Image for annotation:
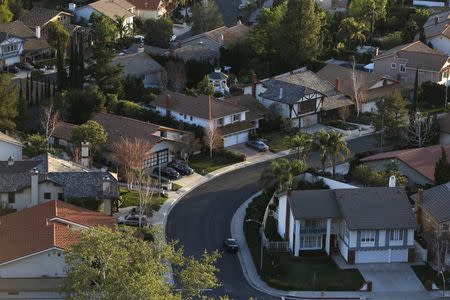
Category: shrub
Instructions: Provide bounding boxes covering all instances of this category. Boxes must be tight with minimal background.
[214,148,246,162]
[351,164,408,187]
[373,31,403,49]
[68,197,103,211]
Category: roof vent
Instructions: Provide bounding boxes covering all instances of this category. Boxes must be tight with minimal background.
[7,156,14,166]
[278,87,283,100]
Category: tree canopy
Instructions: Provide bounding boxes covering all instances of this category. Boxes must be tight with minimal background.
[0,73,18,130]
[142,18,173,48]
[47,22,69,90]
[197,75,215,96]
[71,120,108,155]
[190,0,223,34]
[0,1,12,24]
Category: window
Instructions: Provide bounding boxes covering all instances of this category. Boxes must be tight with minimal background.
[442,224,449,232]
[300,235,322,250]
[184,114,187,120]
[217,118,224,126]
[190,116,193,121]
[58,193,64,200]
[298,99,317,114]
[145,149,169,167]
[389,229,403,241]
[391,63,397,69]
[360,230,375,245]
[399,64,406,73]
[2,43,18,54]
[301,219,323,229]
[8,192,15,204]
[232,114,241,123]
[44,192,51,200]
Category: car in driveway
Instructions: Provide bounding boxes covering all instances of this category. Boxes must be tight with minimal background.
[117,213,148,227]
[168,161,194,175]
[223,238,239,252]
[153,166,181,180]
[247,139,269,152]
[16,62,33,71]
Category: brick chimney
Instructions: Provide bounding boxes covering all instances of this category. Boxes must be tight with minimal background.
[31,168,39,206]
[81,141,90,168]
[251,73,257,97]
[335,77,341,92]
[208,96,212,120]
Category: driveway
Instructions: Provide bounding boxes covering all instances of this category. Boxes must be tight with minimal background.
[227,143,273,162]
[357,263,425,292]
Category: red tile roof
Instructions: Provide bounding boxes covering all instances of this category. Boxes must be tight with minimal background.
[361,144,450,182]
[0,200,115,264]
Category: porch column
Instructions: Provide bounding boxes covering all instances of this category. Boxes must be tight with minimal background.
[325,218,331,255]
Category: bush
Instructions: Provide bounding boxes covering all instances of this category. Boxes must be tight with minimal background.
[351,164,408,187]
[68,197,103,212]
[214,148,246,162]
[0,202,15,216]
[373,31,403,49]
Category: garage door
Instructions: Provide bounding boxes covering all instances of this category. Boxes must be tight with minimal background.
[390,249,408,262]
[237,132,249,144]
[355,250,389,263]
[223,134,237,148]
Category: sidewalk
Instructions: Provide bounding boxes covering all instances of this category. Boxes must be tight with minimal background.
[231,195,450,300]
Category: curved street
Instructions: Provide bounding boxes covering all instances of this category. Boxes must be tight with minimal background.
[165,135,377,299]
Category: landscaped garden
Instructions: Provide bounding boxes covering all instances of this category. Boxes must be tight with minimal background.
[119,188,168,211]
[259,131,290,153]
[244,191,364,291]
[326,120,360,131]
[189,150,245,174]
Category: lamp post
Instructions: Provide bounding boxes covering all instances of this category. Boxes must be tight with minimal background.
[246,219,263,271]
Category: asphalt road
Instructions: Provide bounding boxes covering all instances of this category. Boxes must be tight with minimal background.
[214,0,242,27]
[166,135,378,299]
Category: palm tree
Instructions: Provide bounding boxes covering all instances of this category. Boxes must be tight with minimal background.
[283,133,313,161]
[313,130,330,172]
[115,15,129,49]
[260,159,307,193]
[339,17,367,49]
[327,130,350,177]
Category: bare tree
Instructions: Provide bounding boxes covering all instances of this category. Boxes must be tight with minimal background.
[40,101,60,146]
[429,229,450,292]
[351,56,367,117]
[113,137,156,227]
[403,112,437,148]
[203,120,222,159]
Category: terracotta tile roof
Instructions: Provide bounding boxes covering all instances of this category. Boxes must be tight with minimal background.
[317,64,406,102]
[0,20,50,53]
[18,7,72,28]
[0,200,115,265]
[374,41,449,72]
[88,0,135,20]
[439,113,450,134]
[361,144,450,182]
[128,0,161,10]
[153,92,248,120]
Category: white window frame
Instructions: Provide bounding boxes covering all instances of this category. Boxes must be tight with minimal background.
[216,118,224,126]
[232,114,241,123]
[299,235,322,250]
[389,229,404,245]
[391,63,397,70]
[360,230,375,247]
[442,223,449,232]
[399,64,406,73]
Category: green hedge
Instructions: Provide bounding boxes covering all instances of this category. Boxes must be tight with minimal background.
[67,197,103,212]
[215,149,246,162]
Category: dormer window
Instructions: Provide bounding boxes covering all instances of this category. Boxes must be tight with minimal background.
[391,63,397,69]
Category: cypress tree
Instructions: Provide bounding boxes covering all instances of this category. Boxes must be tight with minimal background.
[69,36,76,88]
[78,33,85,88]
[25,75,30,103]
[35,82,40,104]
[40,82,44,102]
[435,147,450,184]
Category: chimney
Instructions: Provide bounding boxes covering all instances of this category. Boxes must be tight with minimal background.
[374,47,379,57]
[68,3,76,11]
[31,168,39,206]
[415,188,424,228]
[335,77,341,92]
[251,73,257,97]
[35,26,41,39]
[81,141,90,168]
[388,175,396,187]
[7,156,14,166]
[416,189,424,207]
[102,175,111,196]
[102,175,112,215]
[208,95,212,120]
[278,87,283,100]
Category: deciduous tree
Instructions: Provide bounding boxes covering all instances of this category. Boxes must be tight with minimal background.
[0,73,18,130]
[71,120,107,156]
[203,120,222,158]
[0,1,12,24]
[40,101,60,146]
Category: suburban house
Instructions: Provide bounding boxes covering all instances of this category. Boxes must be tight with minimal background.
[74,0,135,28]
[0,152,119,214]
[244,69,353,128]
[127,0,170,19]
[0,132,22,161]
[0,32,23,68]
[317,64,405,113]
[315,0,347,12]
[361,144,450,186]
[18,7,74,38]
[152,92,256,147]
[51,112,191,169]
[0,20,51,62]
[224,94,267,129]
[439,113,450,144]
[277,187,417,264]
[112,49,167,88]
[0,200,115,294]
[373,41,450,87]
[172,22,250,62]
[208,68,229,95]
[420,11,450,56]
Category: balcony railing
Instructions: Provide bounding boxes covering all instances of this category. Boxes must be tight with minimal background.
[300,227,326,234]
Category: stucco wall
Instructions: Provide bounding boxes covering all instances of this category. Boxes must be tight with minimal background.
[0,141,22,160]
[0,182,64,211]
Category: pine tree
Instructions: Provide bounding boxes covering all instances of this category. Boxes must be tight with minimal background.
[435,147,450,185]
[78,33,85,88]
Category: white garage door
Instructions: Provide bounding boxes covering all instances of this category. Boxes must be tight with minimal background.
[355,250,389,263]
[237,132,249,144]
[223,134,237,148]
[390,249,408,262]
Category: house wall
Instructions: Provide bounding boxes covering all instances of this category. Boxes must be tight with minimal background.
[0,37,24,67]
[362,101,378,113]
[135,9,163,19]
[277,195,287,238]
[0,141,22,160]
[440,132,450,144]
[428,35,450,56]
[364,159,433,186]
[0,249,66,278]
[288,209,295,252]
[0,182,64,211]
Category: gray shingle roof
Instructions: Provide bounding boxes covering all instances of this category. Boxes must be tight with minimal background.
[288,190,341,219]
[335,187,416,230]
[411,182,450,223]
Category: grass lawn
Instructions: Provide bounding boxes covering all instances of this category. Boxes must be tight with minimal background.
[260,131,289,153]
[171,183,182,191]
[119,188,168,211]
[244,192,364,291]
[189,152,241,174]
[412,264,446,289]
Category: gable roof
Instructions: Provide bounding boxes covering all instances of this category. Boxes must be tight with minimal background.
[288,187,416,230]
[87,0,135,20]
[374,41,449,72]
[0,200,115,265]
[0,132,22,147]
[224,94,267,121]
[361,144,450,183]
[0,20,50,53]
[52,121,77,141]
[112,51,165,77]
[18,7,71,28]
[153,92,248,120]
[412,182,450,223]
[317,64,405,102]
[422,12,450,40]
[179,23,250,48]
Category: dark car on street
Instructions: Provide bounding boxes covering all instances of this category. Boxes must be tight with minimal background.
[153,166,181,180]
[223,238,239,252]
[168,161,194,175]
[247,139,269,152]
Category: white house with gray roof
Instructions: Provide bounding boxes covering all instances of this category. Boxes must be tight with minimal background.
[0,32,23,68]
[207,68,229,95]
[277,187,417,264]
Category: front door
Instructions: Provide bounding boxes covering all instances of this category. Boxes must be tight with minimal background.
[330,234,336,252]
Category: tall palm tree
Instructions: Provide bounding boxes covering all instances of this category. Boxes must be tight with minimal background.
[115,15,128,50]
[260,159,307,193]
[283,133,313,161]
[313,130,330,172]
[327,130,350,177]
[339,17,367,49]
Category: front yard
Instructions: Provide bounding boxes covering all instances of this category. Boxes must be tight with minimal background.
[189,151,245,174]
[244,191,364,291]
[259,131,290,153]
[119,188,168,212]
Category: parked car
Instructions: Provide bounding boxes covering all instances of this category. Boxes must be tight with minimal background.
[168,161,194,175]
[153,166,181,180]
[223,238,239,252]
[247,139,269,152]
[3,65,19,73]
[16,62,33,71]
[117,213,148,227]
